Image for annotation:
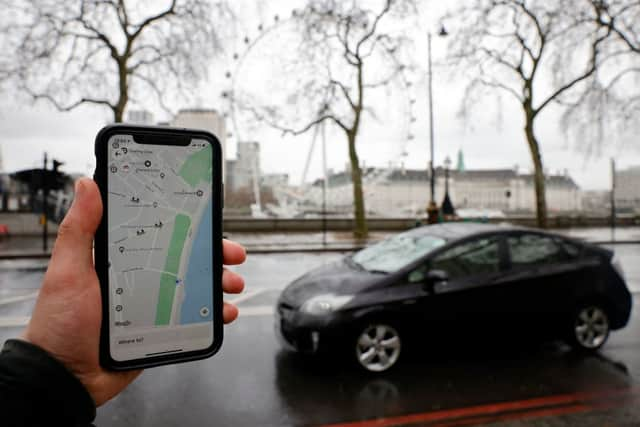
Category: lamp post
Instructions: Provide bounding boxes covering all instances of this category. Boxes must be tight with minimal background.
[42,152,48,251]
[611,158,616,240]
[426,26,448,224]
[444,156,451,194]
[441,155,455,219]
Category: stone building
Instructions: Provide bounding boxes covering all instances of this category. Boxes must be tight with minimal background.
[309,166,582,217]
[230,142,261,191]
[614,166,640,213]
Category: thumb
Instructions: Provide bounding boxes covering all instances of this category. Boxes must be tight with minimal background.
[49,178,103,273]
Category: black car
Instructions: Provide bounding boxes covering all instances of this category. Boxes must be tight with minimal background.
[275,223,632,372]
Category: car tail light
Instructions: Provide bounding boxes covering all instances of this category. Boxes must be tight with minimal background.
[612,253,625,280]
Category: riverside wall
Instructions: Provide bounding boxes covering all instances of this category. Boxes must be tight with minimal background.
[1,212,638,236]
[0,213,58,236]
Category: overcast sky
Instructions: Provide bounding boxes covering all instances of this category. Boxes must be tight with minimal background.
[0,0,638,190]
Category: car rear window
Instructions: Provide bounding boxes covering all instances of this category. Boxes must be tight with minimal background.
[508,234,570,267]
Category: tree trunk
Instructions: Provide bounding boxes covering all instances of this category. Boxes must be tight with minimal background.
[114,60,128,123]
[524,114,548,228]
[347,59,367,238]
[348,131,368,238]
[114,106,124,123]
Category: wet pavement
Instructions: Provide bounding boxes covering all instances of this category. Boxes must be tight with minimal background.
[1,245,639,426]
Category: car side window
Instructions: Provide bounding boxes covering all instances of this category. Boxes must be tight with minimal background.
[557,239,581,258]
[507,234,569,267]
[430,237,501,280]
[408,265,428,283]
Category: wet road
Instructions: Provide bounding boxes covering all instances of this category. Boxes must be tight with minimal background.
[0,247,639,426]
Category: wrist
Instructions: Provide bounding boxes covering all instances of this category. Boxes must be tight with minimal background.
[1,339,96,422]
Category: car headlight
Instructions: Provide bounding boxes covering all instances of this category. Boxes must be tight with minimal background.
[300,294,353,315]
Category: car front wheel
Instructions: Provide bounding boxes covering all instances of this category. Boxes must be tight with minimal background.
[355,323,402,372]
[570,305,610,351]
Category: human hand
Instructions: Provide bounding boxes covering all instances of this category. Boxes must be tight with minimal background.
[21,178,246,406]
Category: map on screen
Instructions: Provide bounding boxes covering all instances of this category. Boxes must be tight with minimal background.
[107,133,214,361]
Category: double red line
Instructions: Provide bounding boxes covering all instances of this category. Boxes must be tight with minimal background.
[318,387,638,427]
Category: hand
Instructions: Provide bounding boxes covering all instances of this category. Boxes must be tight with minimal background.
[21,178,246,406]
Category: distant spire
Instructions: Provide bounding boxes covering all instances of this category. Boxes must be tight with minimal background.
[456,148,465,172]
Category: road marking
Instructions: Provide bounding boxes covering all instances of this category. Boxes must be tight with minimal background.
[229,289,269,305]
[317,387,640,427]
[0,292,39,306]
[431,392,640,427]
[0,317,30,328]
[238,305,274,316]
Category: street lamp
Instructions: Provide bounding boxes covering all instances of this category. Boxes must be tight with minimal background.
[444,155,452,192]
[426,25,448,224]
[441,155,455,219]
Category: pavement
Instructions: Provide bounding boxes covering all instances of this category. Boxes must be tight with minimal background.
[1,245,639,426]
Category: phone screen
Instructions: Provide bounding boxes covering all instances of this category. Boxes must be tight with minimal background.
[106,133,214,362]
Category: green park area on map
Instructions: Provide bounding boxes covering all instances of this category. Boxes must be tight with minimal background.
[179,145,212,187]
[155,214,191,325]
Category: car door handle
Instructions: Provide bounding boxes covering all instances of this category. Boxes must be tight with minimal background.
[402,299,418,305]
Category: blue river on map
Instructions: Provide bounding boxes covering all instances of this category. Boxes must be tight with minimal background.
[180,197,213,324]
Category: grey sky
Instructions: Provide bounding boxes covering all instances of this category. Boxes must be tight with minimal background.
[0,0,638,190]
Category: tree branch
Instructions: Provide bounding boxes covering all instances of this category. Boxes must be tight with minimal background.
[130,0,177,40]
[355,0,392,56]
[534,23,611,115]
[247,102,350,136]
[473,75,524,102]
[330,79,356,110]
[75,3,120,59]
[26,87,114,112]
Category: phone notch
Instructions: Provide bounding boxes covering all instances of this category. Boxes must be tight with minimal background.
[133,133,191,146]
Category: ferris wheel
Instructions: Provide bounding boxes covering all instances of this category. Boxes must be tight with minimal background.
[220,9,422,213]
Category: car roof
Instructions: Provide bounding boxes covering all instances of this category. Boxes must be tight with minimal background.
[405,222,529,241]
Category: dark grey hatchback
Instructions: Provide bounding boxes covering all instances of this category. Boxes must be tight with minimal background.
[276,223,632,372]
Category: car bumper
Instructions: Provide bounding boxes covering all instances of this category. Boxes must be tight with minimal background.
[274,303,341,354]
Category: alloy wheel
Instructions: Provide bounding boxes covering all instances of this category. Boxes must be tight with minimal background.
[355,324,401,372]
[574,306,609,350]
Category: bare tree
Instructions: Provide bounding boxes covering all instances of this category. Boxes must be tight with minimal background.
[561,0,640,150]
[593,0,640,53]
[445,0,620,228]
[240,0,413,238]
[0,0,227,122]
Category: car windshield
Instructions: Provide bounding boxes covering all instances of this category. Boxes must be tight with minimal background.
[351,233,446,273]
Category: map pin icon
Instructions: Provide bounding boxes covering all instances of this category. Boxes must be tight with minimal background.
[119,246,125,253]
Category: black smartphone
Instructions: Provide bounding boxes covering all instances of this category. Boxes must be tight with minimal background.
[94,124,223,370]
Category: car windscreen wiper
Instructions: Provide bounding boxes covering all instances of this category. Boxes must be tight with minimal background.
[366,269,389,275]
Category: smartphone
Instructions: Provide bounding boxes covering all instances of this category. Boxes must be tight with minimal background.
[94,124,223,370]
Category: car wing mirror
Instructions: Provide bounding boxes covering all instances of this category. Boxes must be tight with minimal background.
[427,269,448,283]
[423,270,449,292]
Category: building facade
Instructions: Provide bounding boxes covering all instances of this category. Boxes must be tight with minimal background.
[308,167,582,217]
[261,173,289,189]
[126,110,154,125]
[231,141,261,191]
[614,166,640,213]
